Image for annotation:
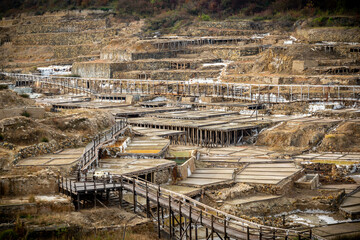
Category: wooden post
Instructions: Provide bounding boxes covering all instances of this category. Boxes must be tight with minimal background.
[189,205,192,240]
[157,188,161,239]
[120,176,123,208]
[77,193,80,211]
[169,195,172,237]
[146,182,150,218]
[179,202,182,238]
[224,219,227,240]
[133,178,136,213]
[211,215,214,240]
[247,226,250,240]
[94,192,96,208]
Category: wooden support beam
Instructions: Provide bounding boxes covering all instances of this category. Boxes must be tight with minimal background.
[157,188,161,239]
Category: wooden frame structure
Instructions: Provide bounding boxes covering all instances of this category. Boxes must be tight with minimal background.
[59,175,313,240]
[6,73,360,103]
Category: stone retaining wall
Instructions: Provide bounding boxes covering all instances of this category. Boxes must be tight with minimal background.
[15,19,108,34]
[13,28,121,45]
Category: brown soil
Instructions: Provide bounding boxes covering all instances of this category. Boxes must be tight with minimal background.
[256,121,337,152]
[0,108,114,146]
[269,102,310,115]
[318,121,360,152]
[0,90,35,109]
[0,116,66,145]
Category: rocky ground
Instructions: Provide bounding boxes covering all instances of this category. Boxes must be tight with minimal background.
[0,90,115,173]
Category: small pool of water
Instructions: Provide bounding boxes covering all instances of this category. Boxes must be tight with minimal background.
[275,210,348,227]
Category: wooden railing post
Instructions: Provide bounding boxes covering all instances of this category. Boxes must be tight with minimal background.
[133,178,136,213]
[211,215,214,240]
[120,176,123,208]
[157,187,161,239]
[179,202,182,238]
[168,195,172,237]
[146,182,150,218]
[247,226,250,240]
[189,205,192,240]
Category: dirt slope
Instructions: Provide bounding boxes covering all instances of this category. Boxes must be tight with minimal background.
[318,120,360,152]
[256,121,338,152]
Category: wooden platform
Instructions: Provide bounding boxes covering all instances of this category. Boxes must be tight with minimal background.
[149,110,239,120]
[110,106,190,118]
[178,168,235,187]
[236,163,300,185]
[312,221,360,239]
[16,148,83,166]
[226,195,281,206]
[53,101,129,109]
[132,126,185,137]
[294,152,360,163]
[340,189,360,219]
[95,158,176,177]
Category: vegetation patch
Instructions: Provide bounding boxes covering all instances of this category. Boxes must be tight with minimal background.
[21,111,31,118]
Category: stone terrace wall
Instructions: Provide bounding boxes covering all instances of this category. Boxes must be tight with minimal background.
[196,21,274,31]
[53,45,101,59]
[15,19,108,34]
[72,62,131,78]
[13,28,122,45]
[114,70,220,80]
[296,27,360,43]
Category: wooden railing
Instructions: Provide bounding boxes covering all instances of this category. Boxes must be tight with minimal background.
[59,175,312,240]
[78,119,128,173]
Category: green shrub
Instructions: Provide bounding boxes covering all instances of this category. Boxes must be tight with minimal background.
[0,229,18,240]
[312,16,328,26]
[0,85,8,90]
[19,93,29,98]
[0,134,3,141]
[41,137,49,143]
[253,16,268,21]
[326,17,334,26]
[21,111,30,118]
[200,13,211,21]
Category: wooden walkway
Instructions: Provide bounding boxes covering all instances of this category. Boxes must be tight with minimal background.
[340,187,360,220]
[59,176,312,240]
